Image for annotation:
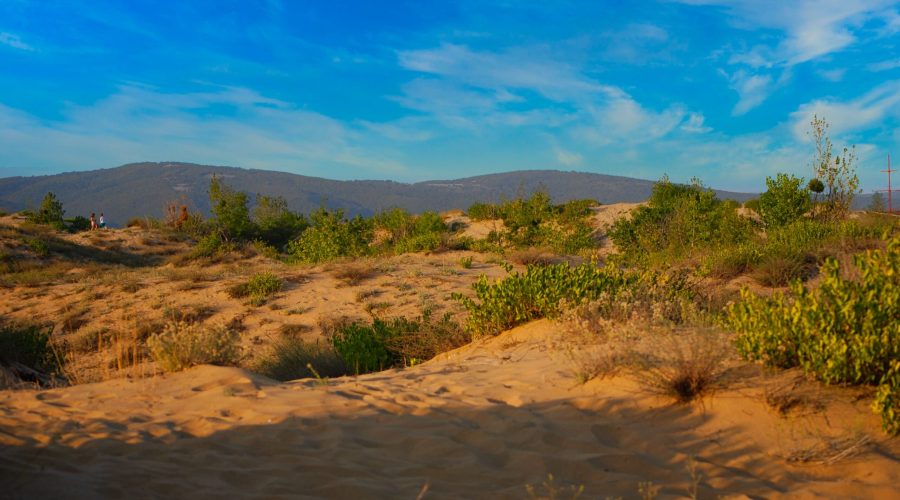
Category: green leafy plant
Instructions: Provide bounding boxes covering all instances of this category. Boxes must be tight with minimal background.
[329,312,467,374]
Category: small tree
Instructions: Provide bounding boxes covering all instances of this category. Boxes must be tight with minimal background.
[809,116,860,219]
[758,173,810,228]
[31,192,65,229]
[868,192,885,213]
[208,175,254,241]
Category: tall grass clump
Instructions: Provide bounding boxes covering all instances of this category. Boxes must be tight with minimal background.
[148,321,241,372]
[725,234,900,433]
[255,338,347,381]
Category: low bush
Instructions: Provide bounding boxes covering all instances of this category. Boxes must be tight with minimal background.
[454,262,696,337]
[0,322,59,375]
[229,272,283,305]
[255,338,347,381]
[330,318,404,374]
[725,234,900,433]
[329,312,468,374]
[609,177,754,264]
[287,207,372,263]
[148,321,241,372]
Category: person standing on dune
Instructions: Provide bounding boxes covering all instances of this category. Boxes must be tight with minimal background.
[89,213,97,230]
[99,213,106,229]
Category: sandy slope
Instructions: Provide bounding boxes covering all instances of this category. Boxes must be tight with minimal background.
[2,319,898,499]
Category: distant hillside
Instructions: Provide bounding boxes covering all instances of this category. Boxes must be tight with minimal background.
[0,162,760,226]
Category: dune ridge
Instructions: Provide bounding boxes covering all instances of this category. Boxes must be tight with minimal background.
[2,319,898,499]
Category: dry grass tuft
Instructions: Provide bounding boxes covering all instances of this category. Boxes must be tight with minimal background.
[331,263,377,286]
[630,329,731,403]
[507,247,559,266]
[784,432,872,466]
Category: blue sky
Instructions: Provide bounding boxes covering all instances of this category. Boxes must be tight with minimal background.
[1,0,899,192]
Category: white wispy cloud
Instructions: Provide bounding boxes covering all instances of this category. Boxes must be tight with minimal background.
[397,43,603,101]
[868,59,900,72]
[0,85,409,177]
[0,32,34,51]
[726,69,773,115]
[681,0,897,113]
[789,80,900,139]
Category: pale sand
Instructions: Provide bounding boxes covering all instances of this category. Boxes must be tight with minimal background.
[2,319,899,499]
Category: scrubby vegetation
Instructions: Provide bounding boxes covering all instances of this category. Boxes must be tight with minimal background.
[466,192,597,254]
[454,262,697,337]
[329,311,468,374]
[0,322,61,383]
[147,321,241,372]
[726,234,900,433]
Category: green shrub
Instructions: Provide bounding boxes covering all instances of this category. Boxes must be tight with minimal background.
[230,272,283,305]
[758,173,810,228]
[65,216,91,232]
[609,177,754,263]
[190,233,231,259]
[459,256,473,269]
[148,321,241,372]
[25,237,50,258]
[874,362,900,435]
[329,312,468,374]
[255,338,347,381]
[330,318,403,374]
[703,243,762,279]
[454,262,639,336]
[725,235,900,433]
[752,246,814,287]
[0,322,59,374]
[467,202,500,220]
[287,207,372,263]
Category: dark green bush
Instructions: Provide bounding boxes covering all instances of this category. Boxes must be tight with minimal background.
[29,192,65,230]
[0,322,59,374]
[329,312,468,374]
[253,194,307,249]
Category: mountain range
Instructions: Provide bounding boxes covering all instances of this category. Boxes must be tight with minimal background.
[1,162,770,226]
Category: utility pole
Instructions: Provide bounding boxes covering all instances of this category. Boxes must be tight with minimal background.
[880,154,896,214]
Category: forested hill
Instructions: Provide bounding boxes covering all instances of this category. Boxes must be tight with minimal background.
[0,162,758,225]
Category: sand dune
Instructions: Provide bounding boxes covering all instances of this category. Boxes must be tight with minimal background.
[2,319,898,499]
